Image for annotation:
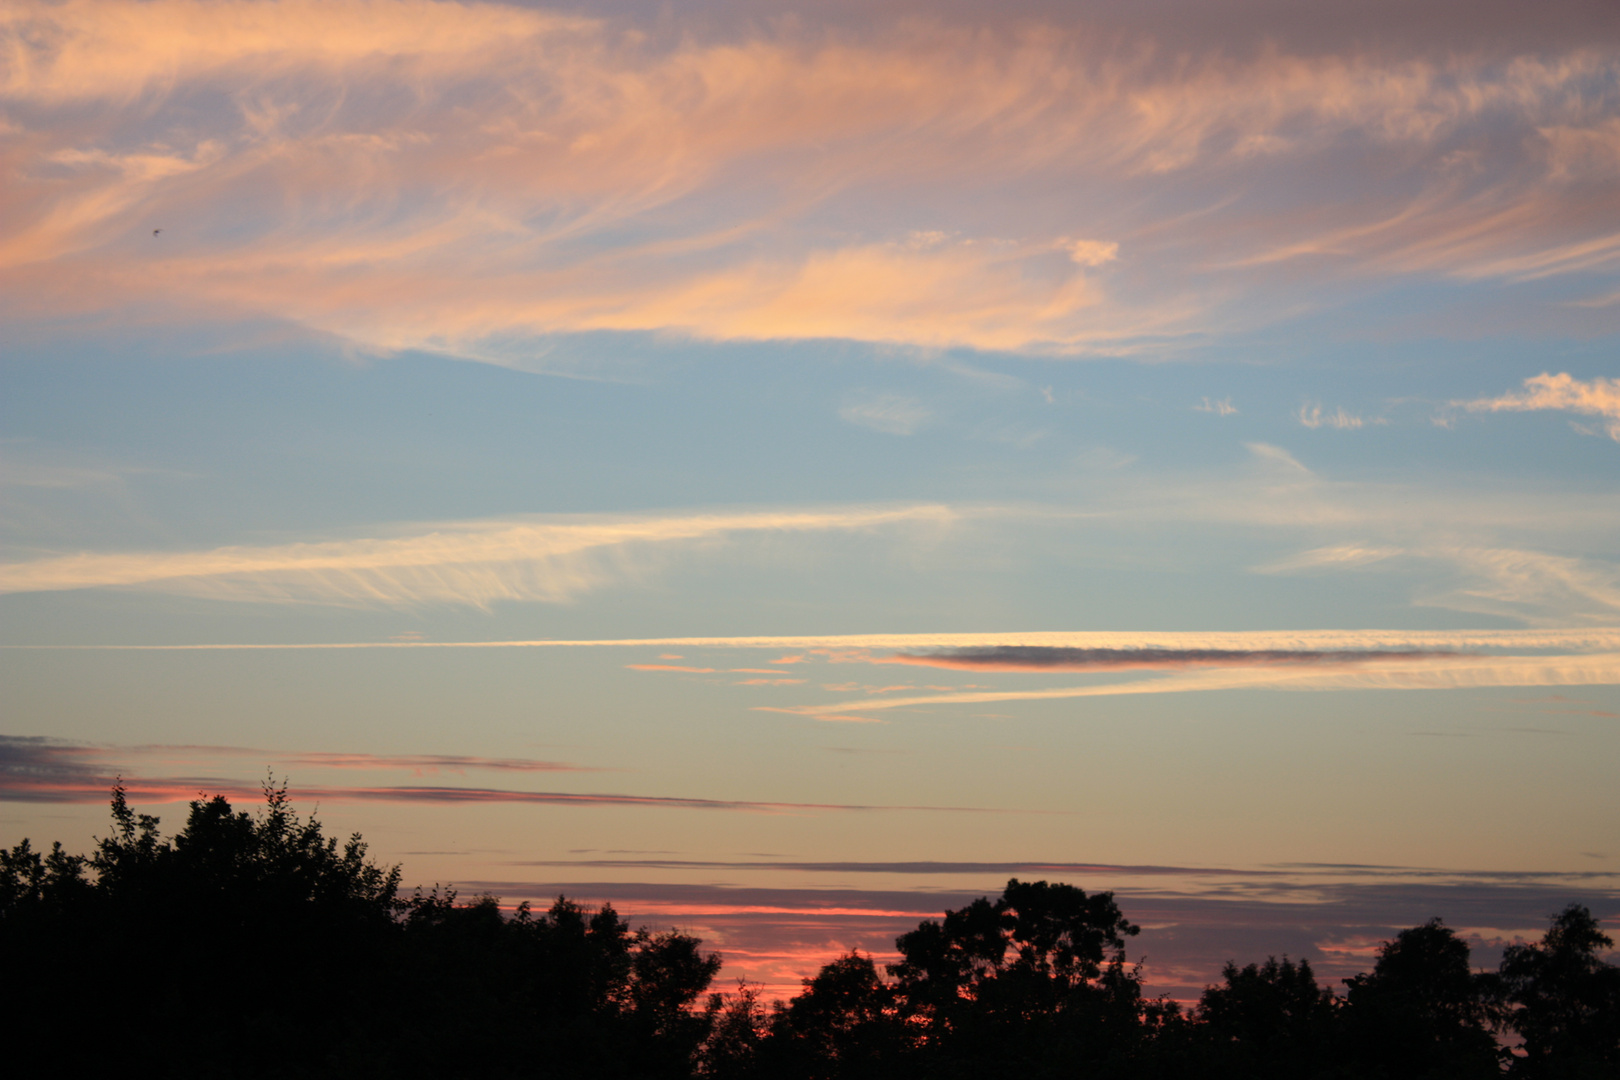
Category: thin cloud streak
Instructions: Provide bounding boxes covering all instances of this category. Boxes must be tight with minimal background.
[10,628,1620,652]
[0,738,1024,813]
[1260,544,1620,627]
[519,858,1285,878]
[877,646,1461,672]
[773,652,1620,720]
[0,505,953,608]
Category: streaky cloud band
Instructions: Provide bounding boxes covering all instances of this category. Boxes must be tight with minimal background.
[0,737,1034,814]
[7,627,1620,651]
[878,646,1465,671]
[775,652,1620,719]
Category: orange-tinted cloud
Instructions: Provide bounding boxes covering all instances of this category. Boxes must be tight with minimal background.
[1454,372,1620,441]
[4,1,1617,357]
[446,870,1620,1002]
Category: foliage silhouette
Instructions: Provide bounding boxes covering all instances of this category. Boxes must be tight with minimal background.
[1339,918,1503,1079]
[0,782,719,1079]
[1194,956,1337,1079]
[5,786,1619,1079]
[1497,904,1620,1078]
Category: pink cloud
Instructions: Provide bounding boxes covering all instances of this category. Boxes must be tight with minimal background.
[5,2,1617,356]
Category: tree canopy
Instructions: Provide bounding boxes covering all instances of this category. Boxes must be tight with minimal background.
[3,784,1616,1079]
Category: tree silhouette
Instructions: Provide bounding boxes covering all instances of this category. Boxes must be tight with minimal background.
[1341,918,1501,1079]
[0,783,721,1079]
[6,784,1617,1079]
[759,951,903,1080]
[1497,904,1620,1078]
[888,878,1150,1076]
[1194,956,1337,1078]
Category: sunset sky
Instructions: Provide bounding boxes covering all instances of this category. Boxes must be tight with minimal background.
[3,0,1618,998]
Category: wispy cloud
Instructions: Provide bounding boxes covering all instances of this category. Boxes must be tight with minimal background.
[0,736,1022,813]
[259,750,598,775]
[1195,397,1237,416]
[1297,402,1369,430]
[1259,543,1407,572]
[0,504,953,607]
[838,395,933,436]
[766,652,1620,721]
[1452,372,1620,441]
[4,2,1617,357]
[1260,543,1620,626]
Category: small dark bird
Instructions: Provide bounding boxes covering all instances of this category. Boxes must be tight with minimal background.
[153,228,161,236]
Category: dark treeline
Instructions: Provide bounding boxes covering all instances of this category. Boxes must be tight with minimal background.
[3,787,1616,1079]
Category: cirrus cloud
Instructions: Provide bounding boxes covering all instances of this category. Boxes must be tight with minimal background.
[3,1,1618,358]
[0,504,955,608]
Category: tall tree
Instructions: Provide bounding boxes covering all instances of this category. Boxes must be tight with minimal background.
[887,878,1147,1076]
[1341,918,1501,1079]
[1195,956,1337,1078]
[1498,904,1620,1078]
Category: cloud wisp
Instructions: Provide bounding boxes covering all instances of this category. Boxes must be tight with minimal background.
[1297,403,1369,430]
[1453,372,1620,441]
[1260,544,1620,627]
[0,504,953,608]
[4,2,1618,357]
[210,748,599,775]
[768,651,1620,721]
[0,736,1024,814]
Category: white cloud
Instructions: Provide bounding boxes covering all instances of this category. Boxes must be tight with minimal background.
[775,651,1620,720]
[1195,397,1237,416]
[1258,544,1406,572]
[30,627,1620,653]
[1297,402,1365,430]
[1415,546,1620,626]
[1244,442,1311,473]
[1260,542,1620,626]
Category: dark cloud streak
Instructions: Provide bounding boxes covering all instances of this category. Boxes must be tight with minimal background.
[881,646,1463,672]
[0,737,1023,815]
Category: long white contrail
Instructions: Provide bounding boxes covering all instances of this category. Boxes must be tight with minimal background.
[6,628,1620,651]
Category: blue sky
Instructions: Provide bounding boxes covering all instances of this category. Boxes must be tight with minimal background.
[3,0,1618,997]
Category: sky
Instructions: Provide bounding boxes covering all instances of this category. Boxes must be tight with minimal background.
[2,0,1619,1000]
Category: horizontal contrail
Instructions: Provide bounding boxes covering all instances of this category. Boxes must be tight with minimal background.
[6,628,1620,651]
